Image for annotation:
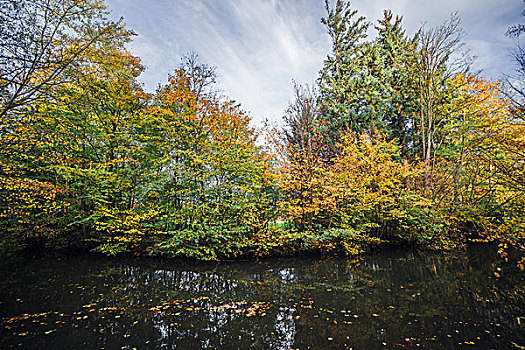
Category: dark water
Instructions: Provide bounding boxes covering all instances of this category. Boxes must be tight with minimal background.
[1,244,524,349]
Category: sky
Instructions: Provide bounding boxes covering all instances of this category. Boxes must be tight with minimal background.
[105,0,523,126]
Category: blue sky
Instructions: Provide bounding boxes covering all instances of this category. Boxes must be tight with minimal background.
[105,0,523,125]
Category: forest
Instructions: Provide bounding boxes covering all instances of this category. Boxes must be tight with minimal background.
[1,0,524,266]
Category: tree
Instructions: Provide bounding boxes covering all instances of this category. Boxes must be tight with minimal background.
[0,45,149,254]
[328,133,430,241]
[138,55,277,259]
[0,0,132,118]
[280,83,328,231]
[440,74,525,255]
[318,5,421,157]
[373,10,420,157]
[506,0,525,115]
[283,83,322,156]
[414,13,471,165]
[318,0,370,155]
[51,47,149,249]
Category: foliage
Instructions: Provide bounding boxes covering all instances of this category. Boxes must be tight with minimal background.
[119,55,279,259]
[0,0,132,118]
[1,0,525,265]
[318,0,371,154]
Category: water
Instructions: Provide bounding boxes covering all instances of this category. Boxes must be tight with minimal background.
[1,244,524,349]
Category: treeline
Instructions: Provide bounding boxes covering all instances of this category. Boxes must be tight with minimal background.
[278,3,525,259]
[0,0,524,263]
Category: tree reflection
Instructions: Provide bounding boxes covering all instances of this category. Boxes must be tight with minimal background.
[0,245,524,349]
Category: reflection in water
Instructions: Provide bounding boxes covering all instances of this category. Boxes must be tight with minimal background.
[0,244,524,349]
[274,307,296,349]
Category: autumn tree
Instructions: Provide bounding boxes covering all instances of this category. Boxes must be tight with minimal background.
[328,134,433,242]
[432,74,525,259]
[0,0,132,118]
[414,13,471,166]
[0,46,148,252]
[280,83,328,231]
[50,47,149,250]
[137,55,277,260]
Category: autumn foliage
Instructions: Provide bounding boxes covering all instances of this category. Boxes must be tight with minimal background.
[1,0,524,263]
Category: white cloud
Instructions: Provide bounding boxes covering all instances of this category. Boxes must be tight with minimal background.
[105,0,523,125]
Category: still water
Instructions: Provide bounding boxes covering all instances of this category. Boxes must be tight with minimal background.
[1,244,524,349]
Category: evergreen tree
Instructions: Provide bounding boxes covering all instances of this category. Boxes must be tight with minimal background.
[373,10,420,157]
[318,0,370,156]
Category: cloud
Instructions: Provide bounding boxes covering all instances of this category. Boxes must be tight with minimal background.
[105,0,523,125]
[106,0,328,124]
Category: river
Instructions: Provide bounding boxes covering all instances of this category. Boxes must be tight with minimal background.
[1,243,524,349]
